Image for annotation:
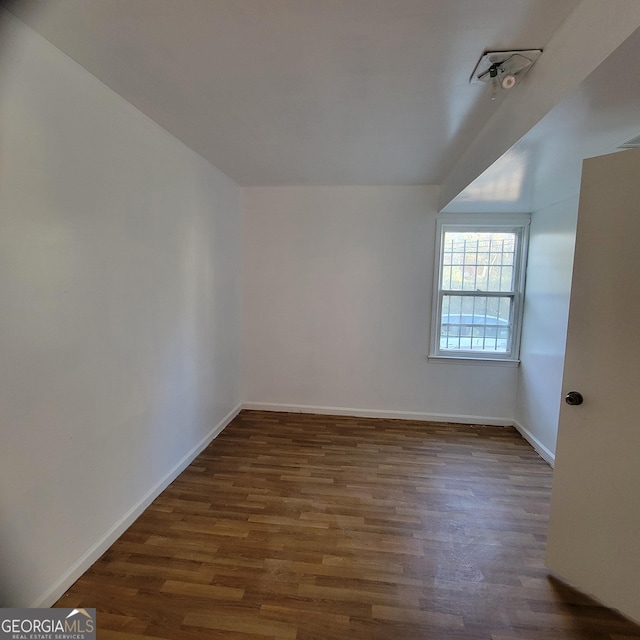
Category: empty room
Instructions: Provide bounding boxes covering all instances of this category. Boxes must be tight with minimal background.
[1,1,639,638]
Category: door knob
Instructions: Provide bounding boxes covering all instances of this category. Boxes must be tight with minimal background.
[565,391,584,406]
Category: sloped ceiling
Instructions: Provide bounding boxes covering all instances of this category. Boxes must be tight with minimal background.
[3,0,581,186]
[443,24,640,213]
[442,3,640,212]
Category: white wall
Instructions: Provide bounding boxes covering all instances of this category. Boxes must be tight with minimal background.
[243,186,518,423]
[514,197,578,463]
[0,11,242,607]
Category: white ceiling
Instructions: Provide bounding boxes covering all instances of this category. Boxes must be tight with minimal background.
[444,12,640,213]
[3,0,582,186]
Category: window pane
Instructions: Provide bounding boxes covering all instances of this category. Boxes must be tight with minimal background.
[441,231,517,292]
[440,295,512,353]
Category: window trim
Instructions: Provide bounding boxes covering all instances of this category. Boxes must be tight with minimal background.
[429,214,530,363]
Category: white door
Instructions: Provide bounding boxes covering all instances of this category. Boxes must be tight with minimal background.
[546,148,640,622]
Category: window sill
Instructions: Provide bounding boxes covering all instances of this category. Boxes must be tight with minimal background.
[428,355,520,367]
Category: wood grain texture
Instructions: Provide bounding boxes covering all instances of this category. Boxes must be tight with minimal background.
[55,410,640,639]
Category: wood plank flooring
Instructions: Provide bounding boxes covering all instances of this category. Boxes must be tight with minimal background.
[55,410,640,639]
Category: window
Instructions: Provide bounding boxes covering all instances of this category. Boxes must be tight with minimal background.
[430,215,529,362]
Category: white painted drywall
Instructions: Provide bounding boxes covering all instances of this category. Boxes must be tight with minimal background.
[0,11,242,606]
[243,186,518,423]
[514,197,578,462]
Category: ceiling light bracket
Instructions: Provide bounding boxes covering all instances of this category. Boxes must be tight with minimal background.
[470,49,542,99]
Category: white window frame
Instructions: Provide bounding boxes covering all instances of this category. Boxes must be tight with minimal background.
[429,214,530,364]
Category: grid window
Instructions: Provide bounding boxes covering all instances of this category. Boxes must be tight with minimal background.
[430,217,529,361]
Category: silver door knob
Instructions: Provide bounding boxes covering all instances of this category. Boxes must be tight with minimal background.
[565,391,584,406]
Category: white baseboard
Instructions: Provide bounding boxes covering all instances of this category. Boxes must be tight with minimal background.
[242,401,513,427]
[245,402,555,465]
[32,402,242,608]
[513,419,555,466]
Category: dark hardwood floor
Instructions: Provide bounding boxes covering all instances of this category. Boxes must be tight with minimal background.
[55,410,640,639]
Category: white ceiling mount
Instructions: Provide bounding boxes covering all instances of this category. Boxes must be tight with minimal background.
[470,49,542,99]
